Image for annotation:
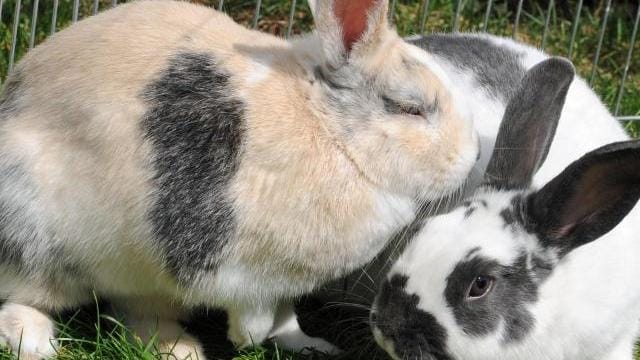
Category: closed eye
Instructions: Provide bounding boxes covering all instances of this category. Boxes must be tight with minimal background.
[382,96,435,118]
[397,103,423,117]
[382,96,422,116]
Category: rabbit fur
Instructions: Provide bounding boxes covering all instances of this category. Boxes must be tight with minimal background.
[0,1,480,358]
[371,52,640,360]
[333,32,629,305]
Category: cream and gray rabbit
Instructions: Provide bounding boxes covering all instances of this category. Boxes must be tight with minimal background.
[0,0,479,359]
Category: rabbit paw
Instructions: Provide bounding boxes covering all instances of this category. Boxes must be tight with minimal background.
[0,303,57,360]
[158,333,205,360]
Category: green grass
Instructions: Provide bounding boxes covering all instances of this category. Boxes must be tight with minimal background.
[0,0,639,359]
[0,299,385,360]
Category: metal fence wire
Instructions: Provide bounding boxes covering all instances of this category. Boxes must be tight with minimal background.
[1,0,639,120]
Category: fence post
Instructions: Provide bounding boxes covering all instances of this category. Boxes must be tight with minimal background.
[253,0,262,28]
[482,0,493,32]
[29,0,39,49]
[286,0,297,38]
[567,0,583,59]
[51,0,59,34]
[8,0,21,72]
[72,0,79,23]
[453,0,462,32]
[419,0,430,34]
[389,0,397,23]
[541,0,554,48]
[513,0,524,38]
[614,4,640,117]
[589,0,612,85]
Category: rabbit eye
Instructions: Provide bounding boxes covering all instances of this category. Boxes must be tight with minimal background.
[399,104,423,117]
[382,96,424,117]
[467,275,494,300]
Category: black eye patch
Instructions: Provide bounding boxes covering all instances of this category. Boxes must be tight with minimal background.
[374,275,453,360]
[444,254,538,343]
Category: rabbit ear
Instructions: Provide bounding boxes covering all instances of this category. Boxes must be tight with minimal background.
[483,58,574,190]
[527,140,640,256]
[313,0,389,66]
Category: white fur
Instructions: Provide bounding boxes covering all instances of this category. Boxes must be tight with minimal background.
[0,303,57,360]
[244,55,272,86]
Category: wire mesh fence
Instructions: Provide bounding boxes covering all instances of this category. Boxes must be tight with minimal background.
[0,0,638,121]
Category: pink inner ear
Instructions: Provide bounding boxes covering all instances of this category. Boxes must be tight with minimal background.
[334,0,378,51]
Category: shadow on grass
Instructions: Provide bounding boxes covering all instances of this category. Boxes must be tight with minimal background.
[20,294,389,360]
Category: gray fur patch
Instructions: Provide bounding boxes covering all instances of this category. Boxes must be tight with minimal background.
[141,52,245,283]
[410,34,526,102]
[444,253,537,343]
[0,71,23,117]
[315,64,379,135]
[0,162,39,271]
[314,60,440,136]
[499,196,527,231]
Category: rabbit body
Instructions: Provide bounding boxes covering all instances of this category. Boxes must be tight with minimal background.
[372,37,640,360]
[0,1,480,358]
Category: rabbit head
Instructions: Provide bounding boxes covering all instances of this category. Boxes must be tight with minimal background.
[371,58,640,360]
[306,0,479,200]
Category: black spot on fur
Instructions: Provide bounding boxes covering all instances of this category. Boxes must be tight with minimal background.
[464,206,476,218]
[444,254,537,343]
[141,52,244,282]
[411,34,526,102]
[499,196,528,231]
[500,208,515,228]
[374,275,453,360]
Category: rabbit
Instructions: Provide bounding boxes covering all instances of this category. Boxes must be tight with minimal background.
[326,32,628,304]
[370,57,640,360]
[0,0,480,358]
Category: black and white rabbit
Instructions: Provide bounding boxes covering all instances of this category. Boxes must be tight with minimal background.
[334,32,629,304]
[0,0,479,358]
[371,58,640,360]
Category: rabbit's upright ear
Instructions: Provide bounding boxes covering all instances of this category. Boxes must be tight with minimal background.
[312,0,389,66]
[483,58,574,190]
[527,140,640,256]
